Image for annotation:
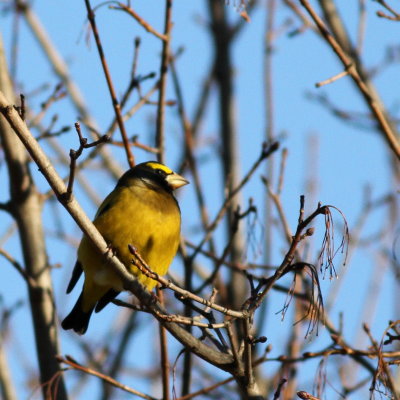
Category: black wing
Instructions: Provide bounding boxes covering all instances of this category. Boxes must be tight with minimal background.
[66,261,83,293]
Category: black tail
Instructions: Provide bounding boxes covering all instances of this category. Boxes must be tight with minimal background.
[95,289,120,313]
[61,292,94,335]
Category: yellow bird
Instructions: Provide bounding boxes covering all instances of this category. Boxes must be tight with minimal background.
[62,161,188,334]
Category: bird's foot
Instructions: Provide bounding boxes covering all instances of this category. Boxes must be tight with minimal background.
[105,243,118,258]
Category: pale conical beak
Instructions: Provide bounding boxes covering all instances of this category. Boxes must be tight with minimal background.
[166,172,189,189]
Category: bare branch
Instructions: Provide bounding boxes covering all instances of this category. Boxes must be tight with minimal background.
[57,356,159,400]
[0,90,236,371]
[83,0,135,167]
[110,3,168,41]
[300,0,400,159]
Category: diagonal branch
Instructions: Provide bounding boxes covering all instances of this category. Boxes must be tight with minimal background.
[300,0,400,160]
[0,89,235,371]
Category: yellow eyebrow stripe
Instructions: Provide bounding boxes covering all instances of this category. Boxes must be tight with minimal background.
[146,162,173,174]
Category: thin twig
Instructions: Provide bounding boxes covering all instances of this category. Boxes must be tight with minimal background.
[299,0,400,160]
[169,49,216,256]
[375,0,400,21]
[315,64,352,87]
[29,83,66,128]
[157,288,170,400]
[364,323,399,399]
[175,377,235,400]
[243,318,255,392]
[57,356,159,400]
[356,0,367,53]
[194,207,241,293]
[83,0,135,167]
[155,0,173,163]
[110,3,168,41]
[226,323,241,368]
[0,248,37,288]
[66,122,109,197]
[247,198,348,313]
[190,141,279,262]
[128,245,246,319]
[101,80,160,143]
[18,0,123,179]
[262,176,292,244]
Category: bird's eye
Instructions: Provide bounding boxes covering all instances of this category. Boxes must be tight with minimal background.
[156,169,166,177]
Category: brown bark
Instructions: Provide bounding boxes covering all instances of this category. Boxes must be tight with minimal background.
[0,37,67,400]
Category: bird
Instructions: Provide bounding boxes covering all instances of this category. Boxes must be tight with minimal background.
[61,161,189,334]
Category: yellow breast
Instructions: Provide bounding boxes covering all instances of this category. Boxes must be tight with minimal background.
[78,184,181,292]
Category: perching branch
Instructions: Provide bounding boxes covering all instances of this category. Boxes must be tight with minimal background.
[0,89,236,371]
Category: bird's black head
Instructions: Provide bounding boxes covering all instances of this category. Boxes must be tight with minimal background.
[117,161,189,193]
